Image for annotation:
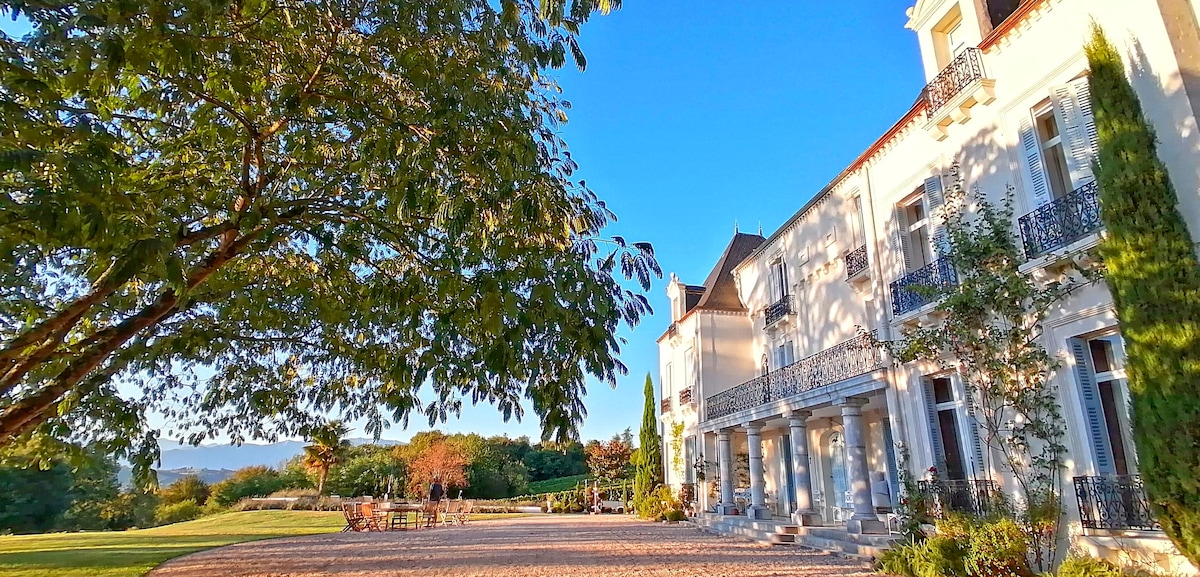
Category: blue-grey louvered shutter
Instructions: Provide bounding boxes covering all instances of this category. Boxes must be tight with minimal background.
[1070,338,1116,474]
[923,379,947,476]
[964,392,988,479]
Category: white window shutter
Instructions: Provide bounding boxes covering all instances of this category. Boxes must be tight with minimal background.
[1019,114,1053,208]
[1070,338,1116,474]
[924,175,950,258]
[923,379,947,477]
[891,206,914,272]
[1052,78,1099,190]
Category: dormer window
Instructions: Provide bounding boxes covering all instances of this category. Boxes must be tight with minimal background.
[932,5,967,69]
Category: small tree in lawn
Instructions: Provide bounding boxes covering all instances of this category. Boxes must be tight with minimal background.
[634,373,663,516]
[586,435,632,483]
[880,166,1092,570]
[302,421,351,496]
[406,439,469,499]
[1087,25,1200,566]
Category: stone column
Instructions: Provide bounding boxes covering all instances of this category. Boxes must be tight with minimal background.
[841,398,885,534]
[745,423,770,520]
[717,429,736,515]
[788,410,822,526]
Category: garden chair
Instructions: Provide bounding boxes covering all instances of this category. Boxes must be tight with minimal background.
[441,499,461,527]
[341,502,368,532]
[420,499,440,528]
[456,500,474,525]
[358,502,386,532]
[389,506,414,531]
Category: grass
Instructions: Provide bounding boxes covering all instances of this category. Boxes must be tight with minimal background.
[0,510,531,577]
[526,474,589,495]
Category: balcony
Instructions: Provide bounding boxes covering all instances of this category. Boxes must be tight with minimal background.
[917,479,1002,519]
[705,333,886,421]
[890,256,957,317]
[661,398,671,414]
[666,323,679,341]
[922,48,996,140]
[845,245,869,281]
[763,295,794,329]
[1074,475,1160,531]
[678,386,694,406]
[1018,181,1103,260]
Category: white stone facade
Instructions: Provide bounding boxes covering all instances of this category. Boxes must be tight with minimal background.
[657,0,1200,572]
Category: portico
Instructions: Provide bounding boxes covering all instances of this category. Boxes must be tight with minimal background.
[699,345,897,534]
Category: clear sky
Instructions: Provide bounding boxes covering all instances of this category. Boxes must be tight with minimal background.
[2,1,926,446]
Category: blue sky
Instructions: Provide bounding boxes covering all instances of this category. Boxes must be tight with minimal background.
[2,1,924,446]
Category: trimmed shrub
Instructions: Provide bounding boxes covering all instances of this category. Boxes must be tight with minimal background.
[1056,556,1124,577]
[965,518,1032,577]
[154,499,202,525]
[912,537,969,577]
[1086,24,1200,566]
[633,374,663,517]
[664,509,686,522]
[877,539,920,577]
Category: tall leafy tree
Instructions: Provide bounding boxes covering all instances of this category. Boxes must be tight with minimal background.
[0,0,656,475]
[633,372,661,511]
[1087,26,1200,565]
[301,421,350,495]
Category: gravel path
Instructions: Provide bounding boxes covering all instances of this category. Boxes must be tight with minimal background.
[149,515,874,577]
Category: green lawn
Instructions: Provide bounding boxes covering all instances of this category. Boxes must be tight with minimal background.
[0,510,529,577]
[526,474,589,495]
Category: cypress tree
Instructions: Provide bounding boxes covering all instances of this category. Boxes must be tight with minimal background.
[634,373,663,514]
[1087,25,1200,565]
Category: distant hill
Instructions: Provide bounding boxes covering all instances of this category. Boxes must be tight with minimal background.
[156,437,402,471]
[118,466,237,487]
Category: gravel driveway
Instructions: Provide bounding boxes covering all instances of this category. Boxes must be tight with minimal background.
[149,515,873,577]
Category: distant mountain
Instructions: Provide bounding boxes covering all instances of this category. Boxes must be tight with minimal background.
[156,437,402,471]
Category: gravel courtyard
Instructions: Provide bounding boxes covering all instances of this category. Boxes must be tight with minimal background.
[149,514,874,577]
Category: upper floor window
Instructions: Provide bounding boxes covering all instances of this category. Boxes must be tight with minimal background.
[768,258,789,302]
[1019,77,1099,209]
[663,362,673,398]
[774,340,795,370]
[892,176,946,274]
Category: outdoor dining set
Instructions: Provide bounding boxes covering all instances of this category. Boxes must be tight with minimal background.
[341,498,475,532]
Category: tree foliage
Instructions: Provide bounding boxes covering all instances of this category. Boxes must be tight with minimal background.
[1086,25,1200,566]
[880,168,1091,570]
[0,0,656,477]
[406,438,468,497]
[585,432,631,482]
[633,373,661,515]
[300,420,350,495]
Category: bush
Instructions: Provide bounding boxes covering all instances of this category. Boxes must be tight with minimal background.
[911,536,968,577]
[154,499,202,525]
[637,485,678,520]
[664,509,686,522]
[877,539,920,577]
[159,475,210,507]
[966,518,1032,577]
[1056,556,1124,577]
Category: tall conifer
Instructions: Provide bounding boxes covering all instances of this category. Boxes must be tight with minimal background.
[1087,25,1200,565]
[634,373,663,514]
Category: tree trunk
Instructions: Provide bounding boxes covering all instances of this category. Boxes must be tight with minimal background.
[318,467,328,496]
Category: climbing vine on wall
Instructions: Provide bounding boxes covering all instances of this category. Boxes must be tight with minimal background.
[669,421,685,476]
[877,166,1097,570]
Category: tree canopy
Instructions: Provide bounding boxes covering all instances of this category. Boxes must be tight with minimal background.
[0,0,655,477]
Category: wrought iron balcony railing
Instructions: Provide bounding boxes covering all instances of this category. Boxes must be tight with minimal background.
[660,398,671,414]
[666,323,679,340]
[845,245,869,280]
[1074,475,1160,531]
[924,48,986,113]
[1018,181,1103,260]
[917,479,1002,519]
[764,295,794,327]
[890,256,957,317]
[678,387,694,405]
[705,333,886,420]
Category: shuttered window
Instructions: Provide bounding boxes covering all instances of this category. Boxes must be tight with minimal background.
[1019,77,1100,209]
[923,375,986,481]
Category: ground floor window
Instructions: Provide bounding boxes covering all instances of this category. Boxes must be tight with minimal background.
[1070,333,1134,475]
[922,374,982,480]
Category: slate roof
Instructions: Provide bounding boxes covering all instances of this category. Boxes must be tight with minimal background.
[690,232,766,312]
